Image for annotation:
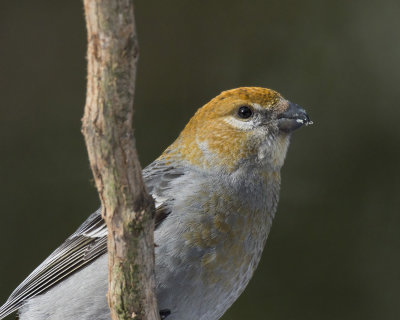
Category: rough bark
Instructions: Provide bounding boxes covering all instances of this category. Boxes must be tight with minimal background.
[82,1,159,319]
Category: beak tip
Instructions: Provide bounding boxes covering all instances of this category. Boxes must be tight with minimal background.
[277,102,312,132]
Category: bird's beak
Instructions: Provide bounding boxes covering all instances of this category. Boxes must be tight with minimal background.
[277,102,313,132]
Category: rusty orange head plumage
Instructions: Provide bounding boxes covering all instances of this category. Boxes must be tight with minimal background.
[161,87,311,171]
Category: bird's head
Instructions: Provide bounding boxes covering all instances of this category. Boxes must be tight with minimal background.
[163,87,312,172]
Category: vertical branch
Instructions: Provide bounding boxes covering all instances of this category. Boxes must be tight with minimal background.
[82,1,159,320]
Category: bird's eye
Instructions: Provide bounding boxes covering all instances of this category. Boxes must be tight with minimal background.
[237,106,253,119]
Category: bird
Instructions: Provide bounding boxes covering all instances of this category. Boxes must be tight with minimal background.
[0,87,312,320]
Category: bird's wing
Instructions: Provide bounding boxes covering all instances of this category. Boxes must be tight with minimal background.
[0,161,183,319]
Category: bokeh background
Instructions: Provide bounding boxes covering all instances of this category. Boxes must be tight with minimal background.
[1,1,399,319]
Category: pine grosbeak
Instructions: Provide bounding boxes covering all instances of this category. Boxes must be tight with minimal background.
[0,87,312,320]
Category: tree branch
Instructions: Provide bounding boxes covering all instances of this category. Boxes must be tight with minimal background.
[82,1,159,319]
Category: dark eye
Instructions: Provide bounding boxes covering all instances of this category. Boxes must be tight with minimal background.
[237,106,253,119]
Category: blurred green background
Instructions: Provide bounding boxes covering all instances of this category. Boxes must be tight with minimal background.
[1,1,399,319]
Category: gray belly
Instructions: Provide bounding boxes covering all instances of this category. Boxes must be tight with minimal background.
[18,256,240,320]
[20,194,273,320]
[20,227,270,320]
[20,250,266,320]
[154,224,270,320]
